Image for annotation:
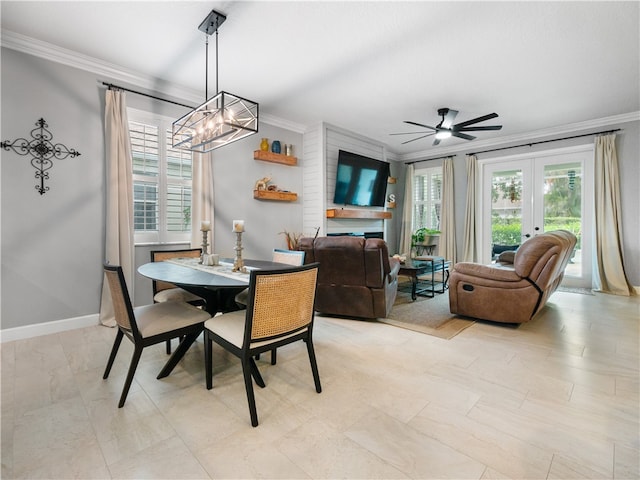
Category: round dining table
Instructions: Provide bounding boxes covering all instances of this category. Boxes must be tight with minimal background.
[138,258,288,315]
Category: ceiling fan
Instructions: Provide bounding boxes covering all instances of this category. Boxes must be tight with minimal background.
[391,108,503,146]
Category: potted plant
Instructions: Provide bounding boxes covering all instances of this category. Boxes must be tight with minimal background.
[412,227,441,245]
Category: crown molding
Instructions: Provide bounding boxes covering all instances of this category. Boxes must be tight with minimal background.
[260,113,306,134]
[399,111,640,162]
[1,30,205,103]
[2,30,305,133]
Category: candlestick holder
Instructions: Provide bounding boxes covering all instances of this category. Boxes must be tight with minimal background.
[200,230,209,264]
[232,231,248,273]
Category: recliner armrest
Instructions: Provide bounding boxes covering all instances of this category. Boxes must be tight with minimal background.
[452,262,522,282]
[497,250,516,264]
[388,257,400,280]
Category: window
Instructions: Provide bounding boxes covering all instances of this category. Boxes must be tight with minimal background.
[129,109,193,244]
[413,166,442,231]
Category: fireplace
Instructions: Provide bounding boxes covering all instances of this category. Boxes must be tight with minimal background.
[327,231,384,239]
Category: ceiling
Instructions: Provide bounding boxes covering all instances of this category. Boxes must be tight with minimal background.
[2,1,639,159]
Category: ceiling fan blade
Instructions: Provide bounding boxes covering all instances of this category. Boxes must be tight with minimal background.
[404,121,436,130]
[441,109,458,129]
[456,125,503,132]
[402,133,435,145]
[389,131,429,136]
[452,131,476,141]
[453,112,499,129]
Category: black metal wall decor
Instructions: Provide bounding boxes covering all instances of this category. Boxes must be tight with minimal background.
[1,118,81,195]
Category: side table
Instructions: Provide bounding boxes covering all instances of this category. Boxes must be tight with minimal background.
[398,256,451,301]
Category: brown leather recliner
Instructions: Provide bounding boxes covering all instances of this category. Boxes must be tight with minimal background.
[298,236,400,319]
[449,230,577,324]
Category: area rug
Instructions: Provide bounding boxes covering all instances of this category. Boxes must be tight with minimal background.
[379,284,475,340]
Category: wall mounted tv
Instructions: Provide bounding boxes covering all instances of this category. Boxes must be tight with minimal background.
[333,150,390,207]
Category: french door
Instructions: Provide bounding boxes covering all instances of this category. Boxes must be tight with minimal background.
[480,146,594,288]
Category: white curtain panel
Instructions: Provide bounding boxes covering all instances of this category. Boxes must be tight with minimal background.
[462,154,478,262]
[594,134,635,296]
[398,163,414,257]
[440,157,457,264]
[99,90,135,326]
[190,152,215,251]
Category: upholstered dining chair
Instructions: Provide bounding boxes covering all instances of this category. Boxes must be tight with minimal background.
[235,248,306,365]
[204,263,321,427]
[150,248,207,354]
[102,264,210,408]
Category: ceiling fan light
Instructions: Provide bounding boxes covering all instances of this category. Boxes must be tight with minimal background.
[435,130,452,140]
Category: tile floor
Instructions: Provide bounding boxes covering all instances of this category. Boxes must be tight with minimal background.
[1,291,639,479]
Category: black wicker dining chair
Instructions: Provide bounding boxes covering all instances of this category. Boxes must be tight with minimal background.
[102,264,210,407]
[204,262,321,426]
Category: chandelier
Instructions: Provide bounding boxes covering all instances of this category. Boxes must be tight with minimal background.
[172,10,259,153]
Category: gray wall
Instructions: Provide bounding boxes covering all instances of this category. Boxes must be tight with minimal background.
[1,49,105,329]
[1,48,303,329]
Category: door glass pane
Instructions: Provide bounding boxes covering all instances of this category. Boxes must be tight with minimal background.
[491,169,523,260]
[542,162,582,276]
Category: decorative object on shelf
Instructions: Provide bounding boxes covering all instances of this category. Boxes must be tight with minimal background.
[284,144,293,156]
[387,193,396,208]
[260,138,269,151]
[1,118,81,195]
[232,220,247,273]
[253,174,297,201]
[200,220,211,263]
[254,175,272,191]
[171,9,258,153]
[271,140,281,154]
[388,176,397,184]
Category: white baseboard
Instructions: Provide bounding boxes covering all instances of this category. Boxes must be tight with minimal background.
[0,314,101,343]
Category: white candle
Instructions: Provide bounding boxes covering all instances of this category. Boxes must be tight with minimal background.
[201,220,211,232]
[232,220,245,232]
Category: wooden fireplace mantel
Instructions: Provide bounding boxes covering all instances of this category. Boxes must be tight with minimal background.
[326,208,392,219]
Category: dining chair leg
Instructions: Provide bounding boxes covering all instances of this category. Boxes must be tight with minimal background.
[306,337,322,394]
[241,358,259,427]
[249,357,266,388]
[118,345,143,408]
[166,339,172,355]
[270,348,277,365]
[103,329,124,379]
[157,329,202,379]
[205,331,213,390]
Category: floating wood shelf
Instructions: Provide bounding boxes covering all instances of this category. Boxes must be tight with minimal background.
[253,190,298,202]
[326,208,392,219]
[253,150,297,166]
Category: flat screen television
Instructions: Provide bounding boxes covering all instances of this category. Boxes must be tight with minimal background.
[333,150,390,207]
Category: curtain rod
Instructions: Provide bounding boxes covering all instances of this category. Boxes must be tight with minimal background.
[405,154,456,165]
[101,82,195,109]
[467,129,621,156]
